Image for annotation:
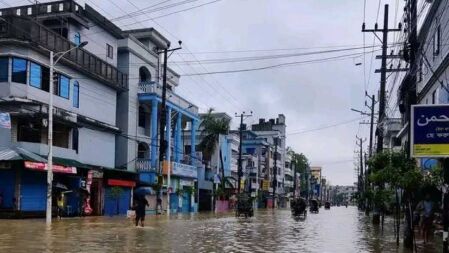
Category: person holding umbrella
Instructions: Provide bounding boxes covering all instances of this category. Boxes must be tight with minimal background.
[134,195,149,227]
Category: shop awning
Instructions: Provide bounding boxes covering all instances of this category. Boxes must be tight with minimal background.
[0,147,47,162]
[52,157,90,169]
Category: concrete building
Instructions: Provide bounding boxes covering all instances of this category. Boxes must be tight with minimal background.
[183,112,233,211]
[310,166,322,199]
[397,1,449,159]
[0,0,199,217]
[251,115,287,207]
[116,28,199,214]
[0,0,132,216]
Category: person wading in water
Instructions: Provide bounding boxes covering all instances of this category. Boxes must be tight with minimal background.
[135,195,149,227]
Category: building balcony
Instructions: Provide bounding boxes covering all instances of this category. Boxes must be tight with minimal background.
[284,168,293,176]
[138,82,198,116]
[0,16,128,90]
[135,159,155,173]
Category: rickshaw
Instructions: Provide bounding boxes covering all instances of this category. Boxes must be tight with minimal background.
[236,193,254,218]
[309,199,319,213]
[324,201,331,210]
[290,197,307,217]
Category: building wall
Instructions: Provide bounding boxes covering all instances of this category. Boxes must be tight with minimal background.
[0,46,118,126]
[68,22,118,67]
[78,128,115,168]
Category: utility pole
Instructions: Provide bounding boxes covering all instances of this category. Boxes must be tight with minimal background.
[235,112,253,195]
[272,137,279,209]
[293,160,297,199]
[365,93,376,157]
[356,136,365,209]
[156,41,182,215]
[362,4,402,153]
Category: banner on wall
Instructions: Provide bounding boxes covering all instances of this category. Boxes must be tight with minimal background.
[0,113,11,129]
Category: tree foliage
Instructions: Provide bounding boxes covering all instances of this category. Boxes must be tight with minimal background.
[198,108,230,162]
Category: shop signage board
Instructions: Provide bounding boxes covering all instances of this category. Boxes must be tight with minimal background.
[262,180,270,191]
[411,105,449,157]
[172,162,198,178]
[24,161,77,174]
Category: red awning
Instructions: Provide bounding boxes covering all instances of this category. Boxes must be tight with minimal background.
[24,161,77,174]
[107,179,136,187]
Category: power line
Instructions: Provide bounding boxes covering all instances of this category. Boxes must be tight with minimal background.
[287,117,367,136]
[181,49,381,76]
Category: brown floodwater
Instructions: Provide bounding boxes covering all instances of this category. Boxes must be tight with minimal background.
[0,206,442,253]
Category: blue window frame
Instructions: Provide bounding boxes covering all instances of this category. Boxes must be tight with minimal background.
[73,32,81,46]
[59,75,70,99]
[73,81,79,108]
[0,58,8,82]
[29,62,42,88]
[12,58,27,84]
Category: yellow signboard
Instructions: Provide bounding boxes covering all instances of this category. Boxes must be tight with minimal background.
[262,180,270,191]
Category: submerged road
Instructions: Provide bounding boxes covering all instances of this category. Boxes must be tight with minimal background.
[0,206,441,253]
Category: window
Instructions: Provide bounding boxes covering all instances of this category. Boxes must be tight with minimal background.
[73,81,79,108]
[0,58,8,82]
[73,32,81,46]
[17,119,41,143]
[47,5,52,13]
[433,25,441,56]
[58,74,70,99]
[27,7,32,15]
[16,9,21,16]
[139,66,151,83]
[29,62,42,88]
[72,128,79,152]
[138,106,145,127]
[137,143,148,159]
[106,44,113,59]
[432,90,436,104]
[12,58,27,84]
[59,3,63,11]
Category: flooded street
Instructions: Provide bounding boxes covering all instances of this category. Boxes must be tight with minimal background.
[0,207,441,253]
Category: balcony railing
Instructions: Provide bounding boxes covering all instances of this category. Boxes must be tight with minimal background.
[138,82,198,115]
[0,16,128,90]
[136,159,155,172]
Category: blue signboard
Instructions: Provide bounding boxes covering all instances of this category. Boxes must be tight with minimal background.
[411,104,449,157]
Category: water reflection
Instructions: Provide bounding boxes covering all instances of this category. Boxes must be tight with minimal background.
[0,207,442,253]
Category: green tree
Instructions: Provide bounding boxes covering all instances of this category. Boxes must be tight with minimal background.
[198,108,230,162]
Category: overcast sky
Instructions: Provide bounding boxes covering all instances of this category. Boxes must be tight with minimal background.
[4,0,409,186]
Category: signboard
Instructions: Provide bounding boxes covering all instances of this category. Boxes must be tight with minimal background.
[262,180,270,191]
[24,161,77,174]
[411,105,449,157]
[107,179,136,187]
[172,162,198,178]
[180,179,194,187]
[0,113,11,129]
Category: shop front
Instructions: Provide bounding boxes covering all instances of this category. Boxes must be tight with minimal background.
[103,169,137,216]
[169,162,198,214]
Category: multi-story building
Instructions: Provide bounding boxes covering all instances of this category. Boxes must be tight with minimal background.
[0,0,199,217]
[397,1,449,156]
[310,166,322,199]
[183,112,233,211]
[284,152,295,197]
[116,27,200,215]
[0,0,131,216]
[251,115,287,207]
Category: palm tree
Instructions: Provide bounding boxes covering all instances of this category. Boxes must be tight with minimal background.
[198,108,233,199]
[198,108,230,162]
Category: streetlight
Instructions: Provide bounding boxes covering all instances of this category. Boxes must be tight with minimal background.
[46,41,88,225]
